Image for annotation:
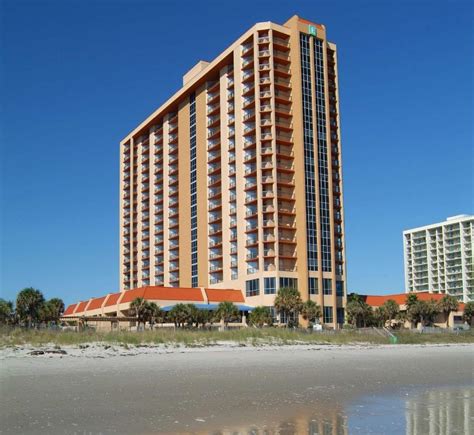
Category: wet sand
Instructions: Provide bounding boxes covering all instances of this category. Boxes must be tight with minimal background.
[0,344,473,433]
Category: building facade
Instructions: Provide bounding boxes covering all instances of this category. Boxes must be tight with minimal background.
[120,16,347,326]
[403,215,474,302]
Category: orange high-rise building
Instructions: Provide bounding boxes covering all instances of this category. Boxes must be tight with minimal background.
[120,16,347,326]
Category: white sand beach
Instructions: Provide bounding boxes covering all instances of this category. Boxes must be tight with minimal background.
[1,344,473,433]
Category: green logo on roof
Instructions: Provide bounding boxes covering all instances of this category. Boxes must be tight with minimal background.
[309,25,316,36]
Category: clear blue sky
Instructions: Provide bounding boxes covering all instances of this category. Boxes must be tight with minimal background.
[1,0,472,305]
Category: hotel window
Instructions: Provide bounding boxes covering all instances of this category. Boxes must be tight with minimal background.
[323,278,332,295]
[299,33,318,271]
[336,308,345,325]
[246,279,259,297]
[279,277,298,289]
[309,277,318,295]
[323,306,333,323]
[314,38,332,272]
[336,281,344,296]
[189,92,198,287]
[264,277,276,295]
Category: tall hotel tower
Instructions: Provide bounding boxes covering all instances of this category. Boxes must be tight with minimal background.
[120,16,347,326]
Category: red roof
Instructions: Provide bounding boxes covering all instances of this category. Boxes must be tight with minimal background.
[120,286,205,304]
[104,292,122,307]
[362,292,465,311]
[75,301,89,313]
[205,288,245,303]
[64,303,77,315]
[88,296,107,310]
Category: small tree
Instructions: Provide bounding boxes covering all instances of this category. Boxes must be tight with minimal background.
[129,297,150,331]
[0,299,14,325]
[300,300,322,327]
[16,288,45,328]
[381,299,399,326]
[248,306,272,328]
[215,301,239,329]
[408,300,440,327]
[195,309,212,329]
[437,295,459,327]
[169,303,191,328]
[405,293,419,328]
[274,287,303,328]
[41,298,65,325]
[147,302,163,330]
[371,307,386,327]
[346,294,372,327]
[463,301,474,325]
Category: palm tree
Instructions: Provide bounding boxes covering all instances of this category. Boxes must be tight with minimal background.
[273,287,303,327]
[300,300,322,327]
[437,295,459,328]
[463,301,474,326]
[129,297,150,331]
[381,299,399,326]
[43,298,65,325]
[248,306,272,328]
[147,302,163,330]
[215,301,239,329]
[405,293,419,328]
[0,299,14,325]
[346,294,372,327]
[169,303,191,328]
[407,299,440,327]
[16,288,45,328]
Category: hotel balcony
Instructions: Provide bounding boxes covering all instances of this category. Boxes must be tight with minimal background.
[243,136,256,149]
[274,77,291,90]
[258,35,270,44]
[242,84,255,97]
[278,219,296,230]
[208,151,221,164]
[246,238,258,248]
[243,110,256,122]
[274,64,290,77]
[208,138,220,152]
[208,175,221,188]
[262,219,276,228]
[260,89,272,99]
[207,79,219,92]
[259,62,270,72]
[208,201,222,212]
[169,175,178,186]
[241,43,253,56]
[241,57,254,70]
[273,50,290,64]
[274,90,291,105]
[273,36,289,50]
[242,70,255,83]
[242,96,255,110]
[244,151,257,163]
[275,103,292,117]
[244,180,257,191]
[207,103,220,116]
[207,128,220,140]
[262,189,275,199]
[168,133,178,144]
[245,195,257,205]
[207,91,220,105]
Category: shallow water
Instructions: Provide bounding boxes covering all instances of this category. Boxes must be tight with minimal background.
[199,386,473,434]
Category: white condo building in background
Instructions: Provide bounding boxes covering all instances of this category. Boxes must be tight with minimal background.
[403,215,473,302]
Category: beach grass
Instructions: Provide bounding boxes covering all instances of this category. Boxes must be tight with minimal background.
[1,326,473,348]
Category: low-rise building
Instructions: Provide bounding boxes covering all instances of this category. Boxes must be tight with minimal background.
[361,291,469,328]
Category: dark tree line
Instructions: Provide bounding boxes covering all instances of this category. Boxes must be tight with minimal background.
[0,288,64,328]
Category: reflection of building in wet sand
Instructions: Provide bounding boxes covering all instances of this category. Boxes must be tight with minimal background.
[405,388,473,435]
[193,408,347,434]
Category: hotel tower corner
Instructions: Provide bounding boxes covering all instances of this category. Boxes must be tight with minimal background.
[120,16,347,326]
